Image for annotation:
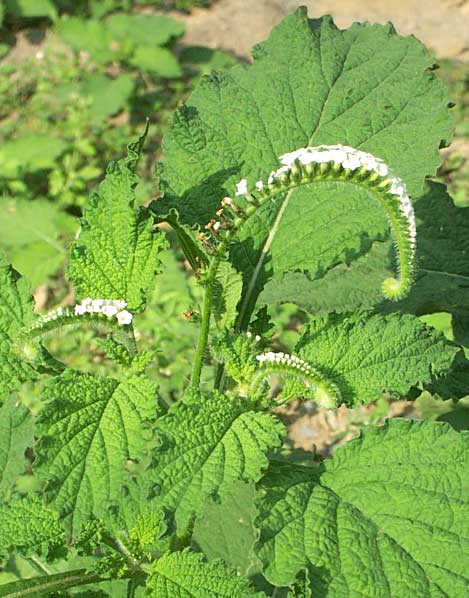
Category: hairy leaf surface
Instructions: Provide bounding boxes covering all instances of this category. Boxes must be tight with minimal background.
[295,312,459,404]
[68,139,167,313]
[0,497,65,559]
[256,419,469,596]
[157,8,452,324]
[36,370,158,534]
[147,549,266,597]
[148,391,284,530]
[0,397,34,497]
[0,254,36,401]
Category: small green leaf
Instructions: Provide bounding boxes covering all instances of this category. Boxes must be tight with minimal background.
[295,311,459,404]
[56,17,118,64]
[146,549,266,597]
[81,73,135,121]
[4,0,57,20]
[147,391,284,530]
[35,370,159,535]
[212,262,243,330]
[256,419,469,596]
[130,46,181,79]
[0,135,66,178]
[0,496,66,559]
[68,136,168,313]
[0,253,36,400]
[0,396,34,497]
[105,13,185,47]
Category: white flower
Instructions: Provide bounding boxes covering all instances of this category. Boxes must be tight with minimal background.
[91,299,104,313]
[376,162,389,177]
[82,298,93,308]
[115,299,127,310]
[235,179,248,196]
[342,154,362,170]
[102,304,119,317]
[255,181,264,191]
[116,310,133,326]
[75,304,87,316]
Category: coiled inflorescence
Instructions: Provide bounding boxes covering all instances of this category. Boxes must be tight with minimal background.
[253,351,340,408]
[16,298,134,355]
[201,145,416,301]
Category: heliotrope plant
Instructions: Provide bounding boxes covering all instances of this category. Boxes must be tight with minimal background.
[1,7,469,597]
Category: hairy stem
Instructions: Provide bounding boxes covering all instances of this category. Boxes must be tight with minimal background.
[190,255,222,387]
[0,569,113,597]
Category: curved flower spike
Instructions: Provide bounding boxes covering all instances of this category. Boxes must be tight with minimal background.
[207,145,416,301]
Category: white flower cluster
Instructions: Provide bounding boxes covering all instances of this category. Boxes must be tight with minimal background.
[234,145,416,248]
[256,351,312,374]
[39,306,67,323]
[279,145,416,246]
[74,298,133,326]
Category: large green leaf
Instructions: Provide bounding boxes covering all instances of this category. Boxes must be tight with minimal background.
[256,419,469,596]
[0,497,65,559]
[295,312,459,405]
[0,253,36,401]
[35,370,158,535]
[156,8,452,326]
[68,137,167,313]
[146,549,266,598]
[193,481,259,576]
[0,396,34,497]
[147,391,284,530]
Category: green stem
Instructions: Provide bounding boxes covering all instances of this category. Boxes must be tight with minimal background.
[24,555,51,576]
[101,533,141,573]
[0,569,113,597]
[190,254,223,388]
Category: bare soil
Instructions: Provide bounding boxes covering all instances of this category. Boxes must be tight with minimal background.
[174,0,469,60]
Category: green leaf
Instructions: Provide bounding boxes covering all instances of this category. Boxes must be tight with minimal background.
[193,481,259,575]
[4,0,57,20]
[130,46,181,79]
[0,253,36,401]
[68,136,168,313]
[157,8,452,325]
[256,419,469,596]
[0,199,76,287]
[105,13,185,47]
[147,391,284,530]
[212,261,243,330]
[35,370,158,535]
[56,17,119,64]
[295,312,459,405]
[0,135,66,178]
[81,73,135,121]
[0,396,34,497]
[146,549,266,597]
[0,497,66,559]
